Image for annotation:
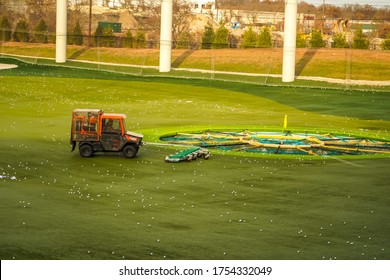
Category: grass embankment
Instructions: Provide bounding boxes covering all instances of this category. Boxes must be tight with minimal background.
[0,59,389,260]
[1,42,390,82]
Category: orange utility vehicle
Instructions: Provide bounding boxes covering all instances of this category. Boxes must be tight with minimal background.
[70,109,143,158]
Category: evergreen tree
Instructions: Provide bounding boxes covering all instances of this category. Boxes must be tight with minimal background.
[332,33,349,48]
[381,33,390,50]
[35,19,48,43]
[94,25,116,47]
[123,30,133,48]
[228,33,239,48]
[212,22,229,49]
[256,27,272,48]
[0,16,12,42]
[352,26,370,49]
[241,26,257,48]
[176,31,190,49]
[309,29,325,48]
[94,25,104,46]
[134,29,146,48]
[102,28,116,47]
[13,20,30,42]
[296,33,307,48]
[201,22,214,49]
[72,21,83,46]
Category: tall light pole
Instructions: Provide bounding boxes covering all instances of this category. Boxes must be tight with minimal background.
[89,0,92,46]
[282,0,298,82]
[159,0,173,72]
[56,0,67,63]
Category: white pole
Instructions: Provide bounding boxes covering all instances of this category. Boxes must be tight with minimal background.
[56,0,67,63]
[159,0,173,72]
[282,0,298,82]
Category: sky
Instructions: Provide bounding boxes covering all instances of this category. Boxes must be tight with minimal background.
[302,0,389,7]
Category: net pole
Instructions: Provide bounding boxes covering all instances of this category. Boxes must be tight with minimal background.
[282,0,298,82]
[56,0,67,63]
[159,0,173,72]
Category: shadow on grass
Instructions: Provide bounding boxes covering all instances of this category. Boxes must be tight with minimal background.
[172,49,194,68]
[68,47,90,60]
[296,48,318,76]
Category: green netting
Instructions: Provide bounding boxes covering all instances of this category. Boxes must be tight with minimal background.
[160,131,390,156]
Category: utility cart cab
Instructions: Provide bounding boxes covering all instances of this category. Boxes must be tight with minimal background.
[70,109,143,158]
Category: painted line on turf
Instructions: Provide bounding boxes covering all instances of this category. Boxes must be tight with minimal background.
[332,157,363,167]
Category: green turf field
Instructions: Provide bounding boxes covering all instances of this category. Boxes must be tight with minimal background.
[0,58,389,260]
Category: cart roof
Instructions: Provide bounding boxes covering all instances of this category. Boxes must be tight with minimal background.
[73,109,103,114]
[102,113,126,119]
[72,109,126,118]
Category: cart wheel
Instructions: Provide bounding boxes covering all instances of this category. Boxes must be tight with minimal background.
[203,153,211,160]
[79,144,93,158]
[123,145,137,159]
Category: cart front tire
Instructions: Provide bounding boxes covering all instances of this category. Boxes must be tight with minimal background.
[123,145,138,159]
[79,144,93,158]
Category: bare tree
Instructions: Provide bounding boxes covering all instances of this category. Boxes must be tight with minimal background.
[172,0,194,45]
[24,0,57,33]
[136,0,160,46]
[0,0,9,16]
[120,0,134,9]
[139,0,194,48]
[68,0,90,44]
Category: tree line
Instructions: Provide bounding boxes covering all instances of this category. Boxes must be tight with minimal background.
[220,0,390,21]
[1,15,390,51]
[1,0,390,50]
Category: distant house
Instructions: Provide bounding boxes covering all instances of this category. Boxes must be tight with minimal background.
[351,20,378,34]
[95,0,122,8]
[191,0,216,13]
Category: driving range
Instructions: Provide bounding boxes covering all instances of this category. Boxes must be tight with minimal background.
[0,57,389,260]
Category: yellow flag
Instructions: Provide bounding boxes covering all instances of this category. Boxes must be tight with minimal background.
[283,115,288,130]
